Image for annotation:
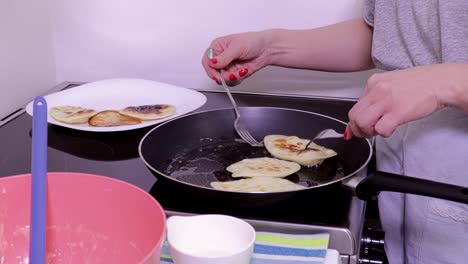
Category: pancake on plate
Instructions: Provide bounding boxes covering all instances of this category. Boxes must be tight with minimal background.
[119,104,176,120]
[210,177,305,193]
[227,157,300,178]
[49,106,98,124]
[264,135,337,166]
[88,110,142,127]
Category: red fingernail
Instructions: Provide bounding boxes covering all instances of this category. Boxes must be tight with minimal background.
[229,74,237,81]
[343,130,348,140]
[210,58,218,64]
[239,68,248,77]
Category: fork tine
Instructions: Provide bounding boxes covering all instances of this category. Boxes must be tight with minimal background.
[237,125,255,140]
[238,130,254,142]
[242,133,257,144]
[238,129,262,146]
[236,127,251,139]
[233,111,263,146]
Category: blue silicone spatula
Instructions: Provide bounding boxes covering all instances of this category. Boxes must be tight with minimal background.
[29,96,48,264]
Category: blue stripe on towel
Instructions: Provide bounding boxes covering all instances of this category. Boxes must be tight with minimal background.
[160,257,173,263]
[254,244,327,258]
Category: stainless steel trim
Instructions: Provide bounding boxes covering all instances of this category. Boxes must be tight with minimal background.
[165,210,357,255]
[345,164,369,255]
[340,255,350,264]
[349,254,359,264]
[342,174,367,194]
[0,108,25,128]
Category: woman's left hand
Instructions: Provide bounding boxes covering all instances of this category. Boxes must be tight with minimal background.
[346,64,468,139]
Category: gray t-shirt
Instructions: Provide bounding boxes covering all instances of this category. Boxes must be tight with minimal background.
[363,1,468,264]
[364,0,468,70]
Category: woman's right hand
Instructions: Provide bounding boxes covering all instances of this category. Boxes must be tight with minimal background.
[202,31,273,86]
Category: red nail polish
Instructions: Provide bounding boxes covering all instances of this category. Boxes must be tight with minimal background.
[229,74,237,81]
[210,58,218,64]
[343,130,348,140]
[239,68,248,77]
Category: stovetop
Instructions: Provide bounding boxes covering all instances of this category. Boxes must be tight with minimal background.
[0,82,369,261]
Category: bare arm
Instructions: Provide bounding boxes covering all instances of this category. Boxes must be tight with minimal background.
[265,18,374,72]
[204,18,374,82]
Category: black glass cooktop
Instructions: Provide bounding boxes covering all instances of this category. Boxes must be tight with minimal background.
[0,85,361,228]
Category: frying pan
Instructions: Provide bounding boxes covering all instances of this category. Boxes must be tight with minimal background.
[139,107,468,205]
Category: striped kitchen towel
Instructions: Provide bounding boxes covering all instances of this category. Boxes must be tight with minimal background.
[160,231,330,264]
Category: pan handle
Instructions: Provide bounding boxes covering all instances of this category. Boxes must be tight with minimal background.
[355,171,468,204]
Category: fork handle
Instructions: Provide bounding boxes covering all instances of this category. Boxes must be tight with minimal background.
[206,48,241,117]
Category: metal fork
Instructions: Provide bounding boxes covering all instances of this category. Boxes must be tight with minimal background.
[206,48,264,147]
[311,128,344,141]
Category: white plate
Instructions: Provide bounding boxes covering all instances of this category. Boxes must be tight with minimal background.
[26,78,207,132]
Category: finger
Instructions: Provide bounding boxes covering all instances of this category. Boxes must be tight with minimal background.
[353,102,386,136]
[344,125,352,140]
[209,43,243,70]
[348,98,372,123]
[224,63,242,82]
[231,62,256,80]
[347,120,367,138]
[374,113,401,137]
[219,68,251,87]
[229,62,250,81]
[220,68,241,87]
[201,56,221,84]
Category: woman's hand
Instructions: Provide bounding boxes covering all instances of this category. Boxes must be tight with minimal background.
[202,31,273,85]
[346,64,468,139]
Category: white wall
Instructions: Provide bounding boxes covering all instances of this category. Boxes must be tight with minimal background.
[49,0,372,99]
[0,0,57,120]
[0,0,371,121]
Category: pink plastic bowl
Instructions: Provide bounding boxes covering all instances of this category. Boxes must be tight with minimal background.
[0,172,166,264]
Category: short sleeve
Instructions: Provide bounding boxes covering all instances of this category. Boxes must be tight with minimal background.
[363,0,375,26]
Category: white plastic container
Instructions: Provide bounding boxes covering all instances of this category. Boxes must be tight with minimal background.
[166,214,256,264]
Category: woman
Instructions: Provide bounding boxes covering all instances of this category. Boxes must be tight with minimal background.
[202,1,468,263]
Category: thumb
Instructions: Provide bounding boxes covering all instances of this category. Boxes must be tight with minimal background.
[210,47,243,69]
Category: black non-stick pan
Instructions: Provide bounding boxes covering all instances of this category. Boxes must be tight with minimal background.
[139,107,468,205]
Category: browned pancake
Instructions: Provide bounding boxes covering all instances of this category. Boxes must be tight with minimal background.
[264,135,337,166]
[119,104,176,120]
[226,157,301,178]
[268,135,309,152]
[50,106,98,124]
[211,177,306,192]
[88,110,142,127]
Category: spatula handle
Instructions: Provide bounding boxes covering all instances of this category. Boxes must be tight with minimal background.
[30,96,48,264]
